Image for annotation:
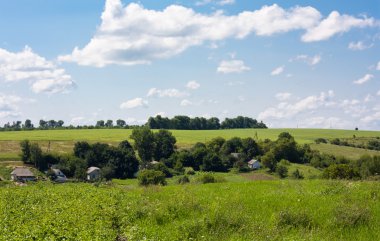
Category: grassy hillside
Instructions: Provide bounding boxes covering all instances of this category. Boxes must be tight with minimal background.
[0,128,379,161]
[0,180,379,240]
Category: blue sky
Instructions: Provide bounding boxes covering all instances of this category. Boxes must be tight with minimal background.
[0,0,379,129]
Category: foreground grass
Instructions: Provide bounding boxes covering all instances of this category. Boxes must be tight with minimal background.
[0,128,379,161]
[0,180,379,240]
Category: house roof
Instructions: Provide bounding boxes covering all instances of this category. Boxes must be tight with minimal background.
[11,167,35,177]
[87,166,100,174]
[248,159,259,165]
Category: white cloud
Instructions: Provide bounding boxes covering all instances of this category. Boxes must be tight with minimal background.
[377,90,380,96]
[353,74,373,85]
[218,0,235,5]
[364,94,373,102]
[59,1,335,67]
[360,112,380,124]
[293,54,321,65]
[180,99,193,106]
[271,66,285,76]
[377,61,380,70]
[147,88,189,98]
[186,80,200,90]
[348,41,373,50]
[302,11,375,42]
[120,97,148,109]
[258,90,335,120]
[275,92,292,101]
[0,94,28,119]
[196,0,235,6]
[0,46,75,94]
[217,60,250,73]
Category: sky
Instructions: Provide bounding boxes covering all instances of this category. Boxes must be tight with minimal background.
[0,0,379,129]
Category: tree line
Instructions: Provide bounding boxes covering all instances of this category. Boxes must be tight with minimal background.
[1,115,267,131]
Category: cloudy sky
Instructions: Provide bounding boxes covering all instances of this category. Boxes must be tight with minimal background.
[0,0,379,129]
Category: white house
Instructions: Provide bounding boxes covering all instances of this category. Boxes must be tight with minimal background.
[87,167,101,181]
[248,159,261,170]
[11,167,36,182]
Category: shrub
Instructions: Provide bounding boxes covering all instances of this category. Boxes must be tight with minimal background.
[137,169,167,186]
[330,138,341,145]
[177,175,190,184]
[195,173,225,184]
[334,204,371,227]
[184,167,195,175]
[314,138,327,144]
[276,160,289,178]
[277,209,312,228]
[323,164,359,179]
[291,169,304,179]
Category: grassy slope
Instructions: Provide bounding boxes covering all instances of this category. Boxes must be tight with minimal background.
[0,180,379,240]
[0,128,379,161]
[311,143,380,159]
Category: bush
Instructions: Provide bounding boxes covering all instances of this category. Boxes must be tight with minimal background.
[177,175,190,184]
[276,160,289,178]
[291,169,304,179]
[195,173,225,184]
[323,164,359,179]
[137,169,167,186]
[184,167,195,175]
[330,138,341,145]
[334,204,371,227]
[314,138,327,144]
[277,209,312,228]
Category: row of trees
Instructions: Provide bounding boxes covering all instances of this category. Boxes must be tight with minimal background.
[147,115,267,130]
[3,116,267,132]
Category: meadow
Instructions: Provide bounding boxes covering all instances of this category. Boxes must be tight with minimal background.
[0,178,379,240]
[0,128,379,161]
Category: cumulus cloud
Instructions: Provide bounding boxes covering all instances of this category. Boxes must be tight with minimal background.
[271,66,285,76]
[0,94,29,119]
[120,97,148,109]
[301,11,375,42]
[147,88,189,98]
[275,92,292,101]
[186,80,200,90]
[377,61,380,70]
[59,1,377,67]
[0,46,75,94]
[348,41,373,50]
[353,74,373,85]
[217,60,250,73]
[258,90,335,120]
[292,54,321,65]
[196,0,235,6]
[180,99,193,106]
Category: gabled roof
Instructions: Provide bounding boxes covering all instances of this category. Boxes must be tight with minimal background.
[248,159,259,165]
[11,167,35,177]
[87,166,100,174]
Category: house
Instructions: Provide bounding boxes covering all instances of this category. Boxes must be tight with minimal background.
[248,159,261,170]
[11,167,36,182]
[51,168,67,183]
[87,167,101,181]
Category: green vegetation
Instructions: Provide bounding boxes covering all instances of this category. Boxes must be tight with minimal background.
[0,180,379,240]
[0,128,379,161]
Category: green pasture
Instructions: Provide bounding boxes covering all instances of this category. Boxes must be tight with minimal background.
[0,128,379,161]
[0,180,379,240]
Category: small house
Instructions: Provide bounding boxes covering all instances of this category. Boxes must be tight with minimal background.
[248,159,261,170]
[11,167,36,182]
[87,167,101,181]
[51,168,67,183]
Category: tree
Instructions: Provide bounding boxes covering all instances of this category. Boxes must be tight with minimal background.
[153,129,176,160]
[57,120,64,127]
[39,120,48,129]
[96,120,105,128]
[206,137,225,153]
[30,143,45,170]
[73,141,91,159]
[137,169,166,186]
[116,119,126,128]
[20,140,31,163]
[23,119,33,129]
[261,151,277,172]
[130,127,155,167]
[105,120,113,128]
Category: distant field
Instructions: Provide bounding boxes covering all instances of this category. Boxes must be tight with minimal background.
[0,128,379,161]
[311,143,380,159]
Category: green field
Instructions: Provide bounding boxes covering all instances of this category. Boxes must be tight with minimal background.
[0,128,379,161]
[1,179,379,240]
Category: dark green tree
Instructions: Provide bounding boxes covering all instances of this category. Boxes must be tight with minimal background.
[130,127,155,167]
